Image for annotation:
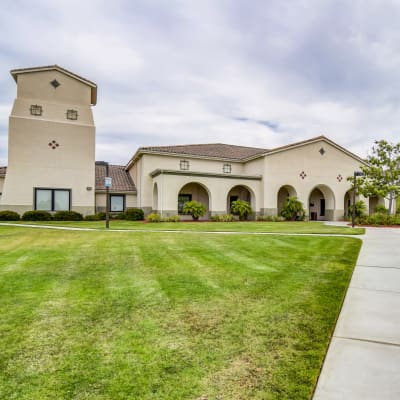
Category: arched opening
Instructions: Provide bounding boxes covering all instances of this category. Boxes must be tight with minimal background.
[277,185,297,216]
[152,183,158,212]
[226,185,254,214]
[178,182,210,219]
[369,196,385,214]
[308,185,335,221]
[344,190,352,219]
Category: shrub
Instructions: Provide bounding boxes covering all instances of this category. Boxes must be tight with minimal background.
[349,201,366,218]
[0,210,20,221]
[96,212,106,220]
[165,215,180,222]
[84,214,100,221]
[211,214,235,222]
[146,213,162,222]
[22,210,52,221]
[257,215,285,222]
[124,207,144,221]
[374,204,388,214]
[182,201,206,221]
[280,197,305,221]
[360,213,400,226]
[53,210,83,221]
[230,200,252,221]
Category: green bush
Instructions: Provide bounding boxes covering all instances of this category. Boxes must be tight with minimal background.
[146,213,162,223]
[349,201,366,219]
[230,200,253,221]
[374,204,388,214]
[124,208,144,221]
[22,210,52,221]
[211,214,235,222]
[257,215,285,222]
[182,201,206,221]
[165,215,180,222]
[359,213,400,226]
[280,197,305,221]
[96,212,106,220]
[84,214,100,221]
[0,210,20,221]
[53,211,83,221]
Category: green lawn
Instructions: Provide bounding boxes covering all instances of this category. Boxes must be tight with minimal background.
[6,220,365,235]
[0,226,361,399]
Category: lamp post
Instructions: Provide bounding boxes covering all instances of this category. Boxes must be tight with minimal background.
[103,162,112,229]
[352,171,364,228]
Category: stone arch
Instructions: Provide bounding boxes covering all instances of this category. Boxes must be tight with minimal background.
[277,185,297,216]
[178,182,210,219]
[344,190,352,219]
[369,195,385,214]
[152,183,158,212]
[226,185,255,213]
[308,184,335,221]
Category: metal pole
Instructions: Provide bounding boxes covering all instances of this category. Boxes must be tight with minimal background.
[352,172,356,228]
[105,162,110,229]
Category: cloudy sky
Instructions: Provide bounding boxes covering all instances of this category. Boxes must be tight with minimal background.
[1,0,400,165]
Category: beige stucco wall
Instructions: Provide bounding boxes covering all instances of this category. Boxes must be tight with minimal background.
[0,69,96,216]
[262,139,365,219]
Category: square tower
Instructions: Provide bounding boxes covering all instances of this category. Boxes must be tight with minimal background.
[0,65,97,216]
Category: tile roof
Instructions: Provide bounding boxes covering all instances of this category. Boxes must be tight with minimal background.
[95,163,136,192]
[138,143,269,161]
[0,166,6,177]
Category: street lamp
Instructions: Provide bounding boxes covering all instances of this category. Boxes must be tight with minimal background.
[352,171,364,228]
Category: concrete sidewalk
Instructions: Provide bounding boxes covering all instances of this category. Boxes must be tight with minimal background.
[313,227,400,400]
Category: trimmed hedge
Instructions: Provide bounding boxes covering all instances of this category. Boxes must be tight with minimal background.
[0,210,20,221]
[124,208,144,221]
[53,211,83,221]
[22,210,52,221]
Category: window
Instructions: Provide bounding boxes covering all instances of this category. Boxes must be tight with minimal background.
[223,163,232,173]
[35,188,70,211]
[30,105,42,116]
[178,194,192,214]
[110,195,125,212]
[66,109,78,120]
[180,160,189,171]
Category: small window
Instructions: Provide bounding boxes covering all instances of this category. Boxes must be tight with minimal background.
[223,163,232,173]
[180,160,189,171]
[30,105,42,116]
[66,109,78,120]
[35,188,70,211]
[110,195,125,212]
[178,194,192,214]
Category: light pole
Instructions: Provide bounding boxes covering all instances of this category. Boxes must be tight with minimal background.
[352,171,364,228]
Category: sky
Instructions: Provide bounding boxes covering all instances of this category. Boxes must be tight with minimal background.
[1,0,400,166]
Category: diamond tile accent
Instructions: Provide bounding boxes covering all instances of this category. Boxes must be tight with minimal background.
[337,174,343,182]
[50,79,60,88]
[319,147,326,155]
[48,140,60,149]
[299,171,307,179]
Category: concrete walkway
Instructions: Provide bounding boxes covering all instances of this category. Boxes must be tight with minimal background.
[314,227,400,400]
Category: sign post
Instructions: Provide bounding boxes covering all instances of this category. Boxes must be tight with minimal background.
[104,166,112,229]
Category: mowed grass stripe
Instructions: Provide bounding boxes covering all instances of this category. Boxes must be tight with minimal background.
[0,226,361,399]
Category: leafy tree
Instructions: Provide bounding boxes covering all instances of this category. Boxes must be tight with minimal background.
[280,196,305,221]
[182,200,206,220]
[348,200,367,219]
[230,199,253,221]
[355,140,400,215]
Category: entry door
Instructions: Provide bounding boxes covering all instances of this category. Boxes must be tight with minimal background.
[320,199,325,217]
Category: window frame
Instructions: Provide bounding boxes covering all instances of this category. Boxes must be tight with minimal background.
[178,193,192,214]
[109,194,125,212]
[66,109,78,120]
[30,104,42,116]
[223,163,232,173]
[34,188,71,211]
[180,160,190,171]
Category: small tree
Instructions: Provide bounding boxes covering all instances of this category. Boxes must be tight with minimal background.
[348,200,366,219]
[182,200,206,220]
[280,197,305,221]
[355,140,400,215]
[231,199,253,221]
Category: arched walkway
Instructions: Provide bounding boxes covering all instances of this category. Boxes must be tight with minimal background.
[308,185,335,221]
[277,185,297,215]
[178,182,210,219]
[226,185,254,213]
[344,190,352,219]
[369,196,385,214]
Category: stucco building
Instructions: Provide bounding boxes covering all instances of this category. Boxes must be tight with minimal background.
[0,65,382,220]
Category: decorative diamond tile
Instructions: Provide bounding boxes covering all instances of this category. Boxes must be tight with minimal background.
[319,147,326,155]
[48,140,60,149]
[337,174,343,182]
[299,171,307,179]
[50,79,60,88]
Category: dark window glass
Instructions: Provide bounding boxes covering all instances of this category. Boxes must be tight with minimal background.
[178,194,192,214]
